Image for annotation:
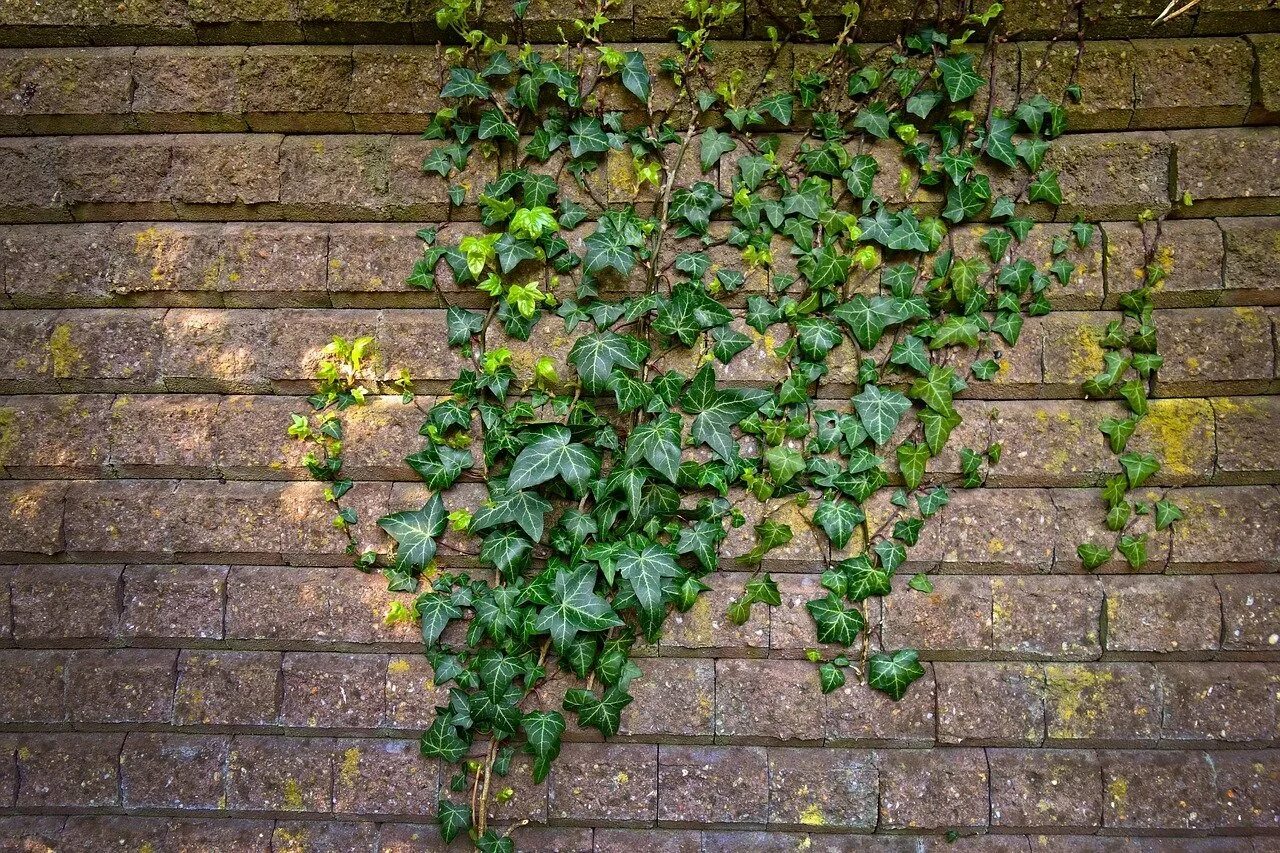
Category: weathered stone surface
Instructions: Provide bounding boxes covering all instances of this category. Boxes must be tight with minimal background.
[0,47,133,129]
[991,576,1103,659]
[1155,307,1276,395]
[1219,216,1280,306]
[10,564,121,639]
[1103,220,1225,307]
[715,659,824,743]
[990,748,1103,829]
[332,739,437,816]
[175,649,281,726]
[0,650,68,723]
[1101,750,1216,830]
[16,733,123,808]
[881,575,993,654]
[1170,486,1280,570]
[66,648,177,723]
[281,652,386,729]
[767,747,877,830]
[1217,575,1280,651]
[120,732,229,810]
[0,393,111,475]
[550,743,657,824]
[1020,40,1135,130]
[936,663,1046,745]
[122,564,226,639]
[1132,38,1254,127]
[824,663,937,746]
[1172,127,1280,215]
[621,657,714,739]
[1103,577,1222,653]
[1160,663,1280,742]
[228,735,335,812]
[877,748,989,829]
[657,745,768,825]
[1044,132,1173,220]
[131,46,245,128]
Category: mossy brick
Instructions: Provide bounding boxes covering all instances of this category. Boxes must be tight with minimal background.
[1159,663,1279,742]
[1103,220,1225,308]
[264,306,379,384]
[991,576,1103,660]
[240,46,354,131]
[1196,0,1280,35]
[766,746,877,830]
[715,659,824,743]
[0,393,111,476]
[383,654,448,730]
[876,748,989,829]
[213,224,331,303]
[67,648,176,723]
[1044,132,1173,221]
[107,392,219,474]
[122,564,226,640]
[273,821,378,853]
[327,223,432,300]
[211,394,309,477]
[823,663,937,745]
[548,743,657,823]
[105,223,227,303]
[1249,35,1280,122]
[1087,0,1197,37]
[1103,577,1222,653]
[1133,38,1253,128]
[54,135,171,206]
[28,308,165,387]
[174,649,282,726]
[279,135,391,215]
[279,479,394,560]
[1213,396,1280,480]
[1170,486,1280,570]
[517,0,632,42]
[620,657,715,739]
[1000,0,1078,38]
[660,571,768,654]
[705,832,917,853]
[1044,663,1162,744]
[348,47,445,131]
[1100,750,1216,830]
[10,564,120,640]
[186,0,300,25]
[657,745,767,824]
[228,734,335,813]
[1220,216,1280,306]
[167,133,282,206]
[15,732,123,808]
[881,575,992,655]
[989,747,1103,829]
[879,488,1056,572]
[379,308,473,383]
[166,819,274,852]
[60,478,172,554]
[331,738,438,816]
[744,0,861,41]
[0,819,62,852]
[1019,40,1135,131]
[0,139,66,216]
[936,663,1046,745]
[226,565,406,643]
[120,732,229,810]
[0,650,68,723]
[0,47,133,132]
[0,480,66,556]
[1123,309,1268,393]
[1173,127,1280,216]
[131,46,246,131]
[1218,576,1280,651]
[281,651,386,729]
[388,135,501,216]
[50,818,162,853]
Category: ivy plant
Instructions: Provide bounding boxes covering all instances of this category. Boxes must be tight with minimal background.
[285,1,1164,849]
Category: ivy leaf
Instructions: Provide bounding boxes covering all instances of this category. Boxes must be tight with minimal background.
[744,574,782,607]
[584,222,637,275]
[1028,169,1063,205]
[680,364,772,462]
[916,485,950,518]
[818,662,846,693]
[711,326,753,363]
[897,442,931,490]
[567,115,610,158]
[478,109,518,143]
[620,50,651,101]
[699,128,737,172]
[480,529,534,581]
[535,565,624,653]
[890,335,931,375]
[908,572,934,593]
[805,592,866,645]
[909,365,957,417]
[742,519,793,564]
[378,493,448,571]
[937,54,985,102]
[1154,499,1183,530]
[470,484,553,543]
[765,445,806,485]
[1099,416,1138,453]
[843,556,891,601]
[421,714,469,763]
[853,383,912,446]
[1077,542,1112,570]
[984,116,1018,168]
[833,295,898,349]
[1119,452,1160,489]
[565,685,632,738]
[436,799,471,843]
[617,543,680,620]
[1117,533,1148,569]
[520,711,566,783]
[508,426,600,491]
[476,832,515,853]
[406,445,474,491]
[625,412,682,483]
[868,650,926,700]
[842,154,879,197]
[873,538,907,573]
[757,92,795,125]
[814,498,864,549]
[445,306,485,346]
[852,102,892,138]
[418,593,463,647]
[440,67,492,99]
[569,331,644,393]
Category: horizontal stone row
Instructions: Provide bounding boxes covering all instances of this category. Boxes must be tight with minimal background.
[0,0,1275,45]
[3,479,1277,571]
[0,821,1274,853]
[0,306,1276,398]
[3,562,1277,658]
[2,633,1278,746]
[0,732,1276,833]
[2,128,1278,224]
[4,216,1277,311]
[0,36,1275,135]
[2,392,1277,488]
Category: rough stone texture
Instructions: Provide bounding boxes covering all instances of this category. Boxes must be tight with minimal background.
[0,18,1277,852]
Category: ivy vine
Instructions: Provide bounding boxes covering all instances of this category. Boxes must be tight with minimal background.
[285,1,1177,849]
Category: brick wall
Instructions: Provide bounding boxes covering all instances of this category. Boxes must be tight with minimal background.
[1,1,1279,850]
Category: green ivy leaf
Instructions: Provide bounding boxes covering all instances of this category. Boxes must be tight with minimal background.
[1154,499,1183,530]
[868,649,926,700]
[806,592,866,645]
[508,426,601,491]
[699,128,737,172]
[620,50,651,101]
[842,555,892,601]
[908,572,934,593]
[618,543,680,620]
[681,365,772,462]
[814,498,864,549]
[1077,542,1112,570]
[937,54,985,102]
[1028,169,1063,205]
[564,685,632,737]
[535,565,624,653]
[406,445,474,491]
[440,67,492,99]
[378,493,448,572]
[625,412,683,483]
[853,383,912,446]
[569,331,644,393]
[1117,533,1147,569]
[818,661,845,693]
[436,799,471,843]
[567,115,610,158]
[1119,452,1160,489]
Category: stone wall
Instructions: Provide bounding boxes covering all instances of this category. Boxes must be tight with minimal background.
[0,1,1279,851]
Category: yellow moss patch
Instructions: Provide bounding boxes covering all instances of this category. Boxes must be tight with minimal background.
[798,803,826,826]
[281,777,305,811]
[339,747,361,788]
[1063,323,1104,380]
[47,323,82,379]
[0,407,17,467]
[1046,665,1113,736]
[387,658,412,675]
[1136,400,1209,476]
